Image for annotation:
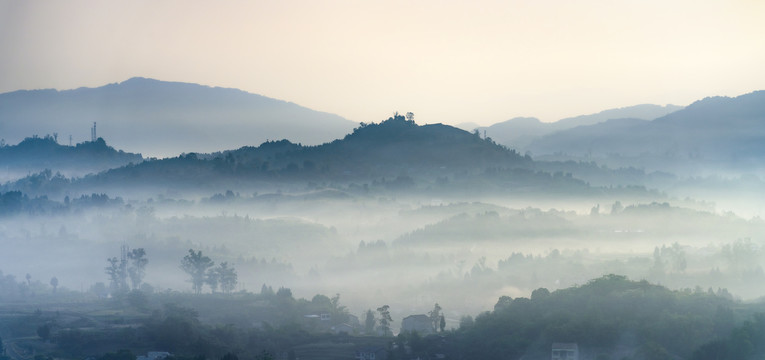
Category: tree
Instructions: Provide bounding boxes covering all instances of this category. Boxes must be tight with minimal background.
[127,248,148,290]
[405,112,415,122]
[106,257,128,293]
[206,268,219,293]
[365,309,376,334]
[330,293,349,322]
[428,303,442,333]
[440,315,446,332]
[377,305,393,336]
[181,249,214,294]
[49,277,58,293]
[25,273,31,286]
[214,262,238,294]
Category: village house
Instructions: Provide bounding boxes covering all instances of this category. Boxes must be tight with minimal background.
[400,314,434,335]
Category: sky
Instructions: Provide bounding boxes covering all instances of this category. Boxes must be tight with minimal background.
[1,0,764,126]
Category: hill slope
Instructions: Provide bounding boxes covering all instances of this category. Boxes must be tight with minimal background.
[474,104,682,149]
[0,77,356,158]
[0,136,142,180]
[525,91,765,173]
[3,114,547,196]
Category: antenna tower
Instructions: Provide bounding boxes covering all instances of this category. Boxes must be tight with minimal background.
[91,122,97,142]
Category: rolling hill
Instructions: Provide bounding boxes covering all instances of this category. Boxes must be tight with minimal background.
[0,135,142,181]
[525,91,765,174]
[466,104,683,149]
[0,77,357,158]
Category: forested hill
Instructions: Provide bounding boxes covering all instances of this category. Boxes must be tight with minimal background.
[0,135,142,177]
[222,113,531,174]
[5,114,549,195]
[454,274,743,360]
[106,114,526,184]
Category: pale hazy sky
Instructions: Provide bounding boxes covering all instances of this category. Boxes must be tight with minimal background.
[1,0,763,126]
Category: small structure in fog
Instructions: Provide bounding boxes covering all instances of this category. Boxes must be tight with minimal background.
[551,343,578,360]
[400,314,434,335]
[332,323,355,334]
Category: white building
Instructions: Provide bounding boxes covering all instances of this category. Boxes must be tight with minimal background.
[551,343,578,360]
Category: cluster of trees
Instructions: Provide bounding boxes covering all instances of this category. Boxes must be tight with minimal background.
[181,249,238,294]
[4,274,765,360]
[0,188,126,216]
[0,269,64,301]
[449,274,744,359]
[428,303,446,333]
[0,135,142,174]
[105,247,148,294]
[691,313,765,359]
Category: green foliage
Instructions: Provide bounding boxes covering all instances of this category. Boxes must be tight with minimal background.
[691,313,765,360]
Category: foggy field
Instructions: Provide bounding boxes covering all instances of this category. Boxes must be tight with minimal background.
[3,189,765,322]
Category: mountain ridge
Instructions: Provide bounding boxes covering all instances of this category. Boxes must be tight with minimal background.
[0,77,357,158]
[473,104,684,149]
[525,90,765,174]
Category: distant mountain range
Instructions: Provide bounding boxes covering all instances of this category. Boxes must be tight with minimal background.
[525,91,765,173]
[0,77,356,158]
[2,77,762,184]
[461,104,684,149]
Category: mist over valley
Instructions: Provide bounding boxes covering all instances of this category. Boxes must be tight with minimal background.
[1,81,765,360]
